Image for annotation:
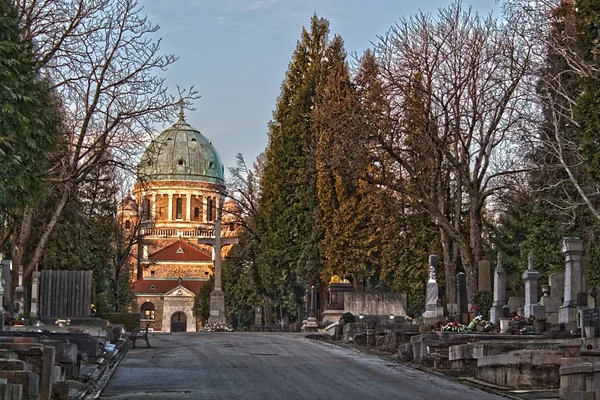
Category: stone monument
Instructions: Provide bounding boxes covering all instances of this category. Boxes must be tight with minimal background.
[523,253,545,319]
[30,268,41,319]
[478,260,491,292]
[490,252,506,323]
[305,286,318,332]
[13,265,24,317]
[197,197,238,325]
[423,255,444,322]
[560,238,585,330]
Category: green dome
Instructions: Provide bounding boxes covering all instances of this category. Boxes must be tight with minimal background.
[138,114,224,185]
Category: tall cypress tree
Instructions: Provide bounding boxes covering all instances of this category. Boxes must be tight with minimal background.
[256,16,330,319]
[0,0,59,217]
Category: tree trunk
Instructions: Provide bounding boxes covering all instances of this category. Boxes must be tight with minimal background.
[24,183,71,279]
[440,228,456,305]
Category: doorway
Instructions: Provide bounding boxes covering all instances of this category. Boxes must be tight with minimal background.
[170,312,187,332]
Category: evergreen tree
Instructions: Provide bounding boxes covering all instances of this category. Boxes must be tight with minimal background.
[0,0,59,220]
[256,15,330,320]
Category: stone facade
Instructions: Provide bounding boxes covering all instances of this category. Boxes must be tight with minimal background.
[121,111,238,332]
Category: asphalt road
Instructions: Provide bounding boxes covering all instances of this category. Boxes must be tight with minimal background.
[99,332,504,400]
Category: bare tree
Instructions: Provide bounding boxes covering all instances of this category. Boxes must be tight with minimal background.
[10,0,198,280]
[322,2,535,301]
[372,2,535,299]
[504,0,600,222]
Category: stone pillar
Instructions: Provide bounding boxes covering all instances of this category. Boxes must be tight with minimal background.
[423,255,443,320]
[523,253,544,319]
[490,252,506,323]
[305,285,318,332]
[560,238,584,328]
[151,194,156,219]
[478,260,491,292]
[30,270,41,319]
[186,193,191,221]
[208,197,226,325]
[167,193,173,221]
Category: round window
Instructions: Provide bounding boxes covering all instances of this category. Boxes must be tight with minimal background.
[178,158,185,166]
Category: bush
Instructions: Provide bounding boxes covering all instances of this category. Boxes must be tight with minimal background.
[96,313,140,331]
[340,312,355,324]
[472,290,493,319]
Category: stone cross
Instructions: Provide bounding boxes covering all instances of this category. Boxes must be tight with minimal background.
[197,197,238,324]
[560,237,585,328]
[490,252,506,323]
[523,253,544,319]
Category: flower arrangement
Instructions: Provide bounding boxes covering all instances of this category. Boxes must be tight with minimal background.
[201,322,233,332]
[506,315,536,335]
[441,321,467,332]
[55,319,71,327]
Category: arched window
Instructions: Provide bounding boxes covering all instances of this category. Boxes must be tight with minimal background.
[176,197,182,219]
[141,302,155,320]
[125,220,131,229]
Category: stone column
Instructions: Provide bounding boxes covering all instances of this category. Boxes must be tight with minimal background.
[560,238,584,328]
[167,193,173,221]
[151,194,156,219]
[490,252,506,323]
[523,253,544,319]
[423,255,443,320]
[186,193,191,221]
[208,197,226,325]
[30,270,41,319]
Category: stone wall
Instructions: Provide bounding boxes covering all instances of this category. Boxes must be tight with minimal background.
[142,263,212,279]
[344,292,407,316]
[135,295,164,331]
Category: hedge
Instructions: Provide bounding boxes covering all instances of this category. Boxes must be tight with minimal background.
[96,313,140,331]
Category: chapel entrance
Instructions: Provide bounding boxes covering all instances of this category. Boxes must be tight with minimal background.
[170,312,187,332]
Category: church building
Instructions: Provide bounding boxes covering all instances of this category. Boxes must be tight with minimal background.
[118,105,236,332]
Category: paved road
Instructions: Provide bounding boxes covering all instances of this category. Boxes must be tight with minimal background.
[99,332,503,400]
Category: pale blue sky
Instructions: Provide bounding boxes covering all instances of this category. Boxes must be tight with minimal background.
[140,0,499,171]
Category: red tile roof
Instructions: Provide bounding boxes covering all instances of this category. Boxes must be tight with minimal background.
[130,279,206,294]
[149,240,212,262]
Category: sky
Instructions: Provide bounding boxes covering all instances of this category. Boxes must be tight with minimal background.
[139,0,500,173]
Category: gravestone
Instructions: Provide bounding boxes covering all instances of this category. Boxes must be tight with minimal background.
[1,260,11,314]
[560,238,585,329]
[582,308,599,338]
[13,265,24,317]
[254,306,263,331]
[457,272,468,324]
[423,255,444,321]
[490,252,506,323]
[507,297,525,314]
[542,272,564,324]
[478,260,491,292]
[523,253,545,319]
